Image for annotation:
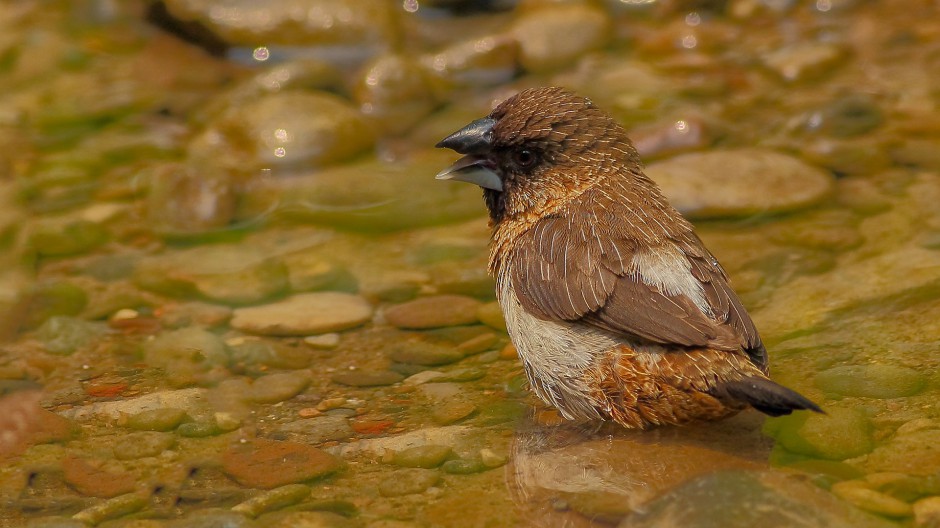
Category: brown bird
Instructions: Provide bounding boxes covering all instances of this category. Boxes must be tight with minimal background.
[435,87,821,429]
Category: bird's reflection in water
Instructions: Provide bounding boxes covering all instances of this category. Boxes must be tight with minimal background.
[506,409,771,527]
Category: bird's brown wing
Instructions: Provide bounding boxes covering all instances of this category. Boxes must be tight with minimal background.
[508,196,766,367]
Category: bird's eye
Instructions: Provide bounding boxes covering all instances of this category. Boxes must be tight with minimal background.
[513,149,538,169]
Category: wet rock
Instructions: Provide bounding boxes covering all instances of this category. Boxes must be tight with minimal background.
[767,210,863,251]
[25,518,88,528]
[815,364,926,399]
[378,468,441,497]
[142,327,230,386]
[247,372,310,403]
[112,432,176,460]
[388,338,463,366]
[456,333,499,356]
[159,302,233,329]
[510,5,611,72]
[553,58,674,122]
[802,138,892,177]
[127,408,189,432]
[258,510,355,528]
[59,388,211,423]
[0,391,75,462]
[332,425,472,459]
[913,496,940,527]
[227,338,312,370]
[863,427,940,476]
[168,510,258,528]
[145,162,237,237]
[630,115,717,160]
[354,54,436,135]
[303,333,340,349]
[384,295,481,329]
[62,455,137,498]
[618,470,896,528]
[762,42,848,83]
[19,280,89,329]
[392,445,453,468]
[231,292,373,336]
[800,95,883,137]
[232,484,310,518]
[274,150,483,232]
[420,35,518,94]
[72,492,149,526]
[831,481,913,518]
[276,415,353,444]
[441,458,488,474]
[134,244,289,305]
[162,0,397,61]
[192,91,372,172]
[476,302,507,332]
[331,370,404,387]
[282,253,353,294]
[768,406,874,460]
[432,401,477,425]
[35,316,106,355]
[26,219,108,258]
[222,438,342,489]
[646,149,834,219]
[891,139,940,171]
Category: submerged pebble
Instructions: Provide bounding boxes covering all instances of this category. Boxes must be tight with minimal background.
[384,295,481,329]
[231,293,373,336]
[126,408,189,432]
[392,445,453,469]
[815,364,926,399]
[378,468,441,497]
[647,149,834,219]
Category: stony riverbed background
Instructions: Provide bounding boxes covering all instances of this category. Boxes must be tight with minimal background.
[1,1,939,527]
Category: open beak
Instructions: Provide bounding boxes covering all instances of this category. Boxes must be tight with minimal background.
[435,154,503,191]
[435,117,503,191]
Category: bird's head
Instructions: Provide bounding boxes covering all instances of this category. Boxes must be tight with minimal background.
[435,86,642,223]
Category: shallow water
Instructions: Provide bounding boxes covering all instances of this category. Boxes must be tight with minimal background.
[1,1,939,527]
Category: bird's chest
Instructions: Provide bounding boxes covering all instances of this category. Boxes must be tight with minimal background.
[496,262,620,419]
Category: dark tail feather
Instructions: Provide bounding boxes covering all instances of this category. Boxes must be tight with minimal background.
[720,377,824,417]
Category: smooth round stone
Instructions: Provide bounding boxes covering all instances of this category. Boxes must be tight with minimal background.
[231,293,373,336]
[802,95,883,137]
[27,219,108,257]
[276,415,353,444]
[767,210,863,251]
[331,370,404,387]
[770,406,874,460]
[420,34,518,93]
[275,150,482,232]
[388,340,463,366]
[21,281,88,329]
[145,162,236,237]
[222,438,342,489]
[913,496,940,528]
[354,54,436,135]
[377,468,441,497]
[863,428,940,476]
[142,328,229,385]
[762,42,848,83]
[392,445,453,469]
[134,244,289,305]
[162,0,396,53]
[231,484,310,518]
[432,401,477,425]
[127,408,189,432]
[257,511,355,528]
[441,458,487,475]
[170,510,259,528]
[36,316,105,355]
[247,372,310,403]
[476,302,506,332]
[646,149,834,219]
[112,432,176,460]
[815,364,926,399]
[384,295,481,329]
[510,5,611,72]
[831,482,913,518]
[71,492,149,526]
